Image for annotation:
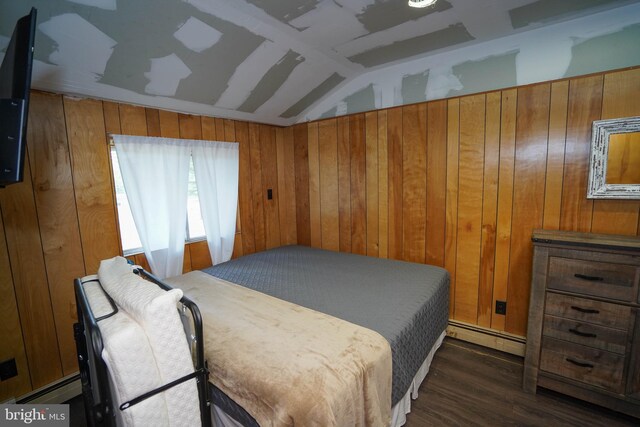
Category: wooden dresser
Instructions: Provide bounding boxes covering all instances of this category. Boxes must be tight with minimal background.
[523,230,640,418]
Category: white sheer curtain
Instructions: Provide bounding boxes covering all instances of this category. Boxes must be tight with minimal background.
[113,135,191,279]
[191,140,239,265]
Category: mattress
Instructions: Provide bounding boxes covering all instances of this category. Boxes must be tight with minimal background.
[202,245,450,408]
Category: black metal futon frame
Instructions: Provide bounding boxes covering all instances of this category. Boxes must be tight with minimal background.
[73,268,212,427]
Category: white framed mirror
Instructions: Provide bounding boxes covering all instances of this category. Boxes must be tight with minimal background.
[587,116,640,199]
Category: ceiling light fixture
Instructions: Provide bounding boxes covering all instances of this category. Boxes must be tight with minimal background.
[408,0,437,8]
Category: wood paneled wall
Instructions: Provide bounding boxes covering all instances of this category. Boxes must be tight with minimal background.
[1,67,639,400]
[293,68,640,338]
[0,92,295,401]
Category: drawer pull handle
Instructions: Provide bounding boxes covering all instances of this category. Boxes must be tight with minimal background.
[566,358,594,369]
[570,305,599,314]
[574,273,604,281]
[568,328,597,338]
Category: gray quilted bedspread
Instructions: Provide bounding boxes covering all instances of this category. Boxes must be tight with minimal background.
[202,245,450,407]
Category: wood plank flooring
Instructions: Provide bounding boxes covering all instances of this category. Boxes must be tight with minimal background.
[406,338,638,426]
[66,337,638,426]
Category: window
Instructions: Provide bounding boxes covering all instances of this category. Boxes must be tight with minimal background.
[111,147,206,254]
[111,148,141,253]
[186,157,206,239]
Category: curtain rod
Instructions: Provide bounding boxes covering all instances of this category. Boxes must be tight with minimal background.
[107,134,239,146]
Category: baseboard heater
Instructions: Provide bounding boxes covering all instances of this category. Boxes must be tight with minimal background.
[446,319,526,357]
[14,373,81,405]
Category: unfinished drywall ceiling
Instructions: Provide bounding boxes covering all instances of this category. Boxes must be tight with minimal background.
[309,7,640,121]
[1,0,639,126]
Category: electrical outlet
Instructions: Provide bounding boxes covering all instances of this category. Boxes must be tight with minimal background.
[495,300,507,315]
[0,358,17,381]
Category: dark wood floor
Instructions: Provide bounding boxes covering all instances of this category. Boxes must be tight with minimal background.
[67,338,639,426]
[406,338,638,426]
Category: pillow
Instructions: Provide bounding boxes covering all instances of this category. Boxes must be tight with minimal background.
[82,275,169,427]
[98,257,201,427]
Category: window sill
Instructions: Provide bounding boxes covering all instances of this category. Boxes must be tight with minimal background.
[122,236,207,257]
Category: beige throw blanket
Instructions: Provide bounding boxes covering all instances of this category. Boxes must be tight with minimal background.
[166,271,391,427]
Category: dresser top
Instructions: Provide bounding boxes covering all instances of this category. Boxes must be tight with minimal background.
[532,229,640,251]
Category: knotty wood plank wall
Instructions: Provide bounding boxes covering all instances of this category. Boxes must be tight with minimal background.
[293,67,640,338]
[0,92,295,400]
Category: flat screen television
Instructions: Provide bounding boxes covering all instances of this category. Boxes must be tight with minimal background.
[0,7,37,188]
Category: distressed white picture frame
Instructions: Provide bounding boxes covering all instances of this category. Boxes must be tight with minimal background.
[587,116,640,199]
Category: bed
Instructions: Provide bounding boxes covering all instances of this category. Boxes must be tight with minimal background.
[167,245,450,427]
[76,245,449,427]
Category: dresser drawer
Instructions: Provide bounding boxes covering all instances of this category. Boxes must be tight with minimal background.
[542,314,628,354]
[545,292,631,330]
[547,256,638,301]
[540,337,625,394]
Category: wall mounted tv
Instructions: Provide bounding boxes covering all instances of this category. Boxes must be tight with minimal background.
[0,7,37,188]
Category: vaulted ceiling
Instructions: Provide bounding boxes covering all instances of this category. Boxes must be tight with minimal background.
[1,0,639,126]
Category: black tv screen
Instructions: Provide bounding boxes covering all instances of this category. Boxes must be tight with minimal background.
[0,8,37,187]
